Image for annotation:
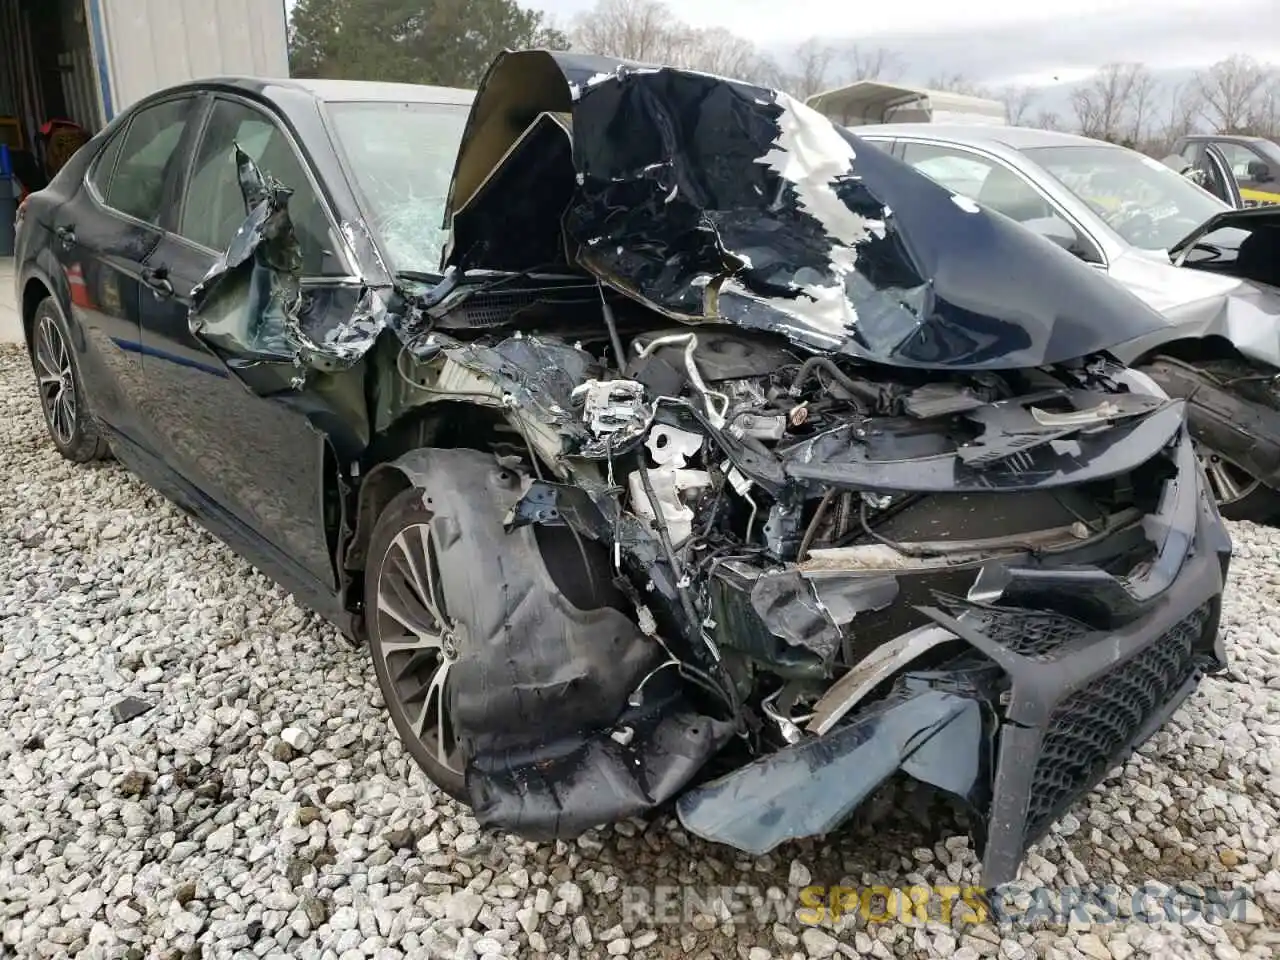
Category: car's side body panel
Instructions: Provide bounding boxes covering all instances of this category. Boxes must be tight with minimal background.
[14,80,385,625]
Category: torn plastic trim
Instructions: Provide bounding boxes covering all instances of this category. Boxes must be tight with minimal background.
[968,429,1223,614]
[806,625,968,735]
[747,568,899,662]
[680,513,1224,887]
[783,400,1186,494]
[917,539,1224,884]
[676,684,988,856]
[379,447,738,842]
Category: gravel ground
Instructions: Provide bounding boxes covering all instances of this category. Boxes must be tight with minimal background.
[2,340,1280,960]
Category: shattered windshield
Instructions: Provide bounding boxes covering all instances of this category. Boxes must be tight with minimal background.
[327,100,470,275]
[1025,144,1228,252]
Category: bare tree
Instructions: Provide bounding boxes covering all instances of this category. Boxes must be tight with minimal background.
[1031,109,1064,131]
[1125,68,1158,145]
[1243,68,1280,139]
[999,85,1038,125]
[677,27,768,80]
[570,0,675,63]
[1146,81,1203,156]
[570,0,777,83]
[1196,54,1269,133]
[786,37,839,100]
[1070,62,1149,142]
[927,72,990,97]
[842,45,904,82]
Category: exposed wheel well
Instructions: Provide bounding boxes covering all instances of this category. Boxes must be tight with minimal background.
[21,278,51,346]
[1134,335,1245,367]
[345,403,516,574]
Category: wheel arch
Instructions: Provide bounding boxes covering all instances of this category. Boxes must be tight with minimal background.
[21,276,53,349]
[345,401,515,573]
[1132,334,1247,368]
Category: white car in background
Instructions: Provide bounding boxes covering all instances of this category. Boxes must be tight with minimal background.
[854,123,1280,522]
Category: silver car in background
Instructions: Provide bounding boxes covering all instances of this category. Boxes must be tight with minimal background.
[853,124,1280,521]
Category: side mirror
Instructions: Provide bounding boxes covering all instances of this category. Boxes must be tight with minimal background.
[1023,214,1078,252]
[1247,160,1273,182]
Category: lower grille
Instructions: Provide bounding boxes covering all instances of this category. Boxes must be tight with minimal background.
[1025,604,1209,840]
[957,604,1092,661]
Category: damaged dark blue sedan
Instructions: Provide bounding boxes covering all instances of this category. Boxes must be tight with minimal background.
[13,50,1231,887]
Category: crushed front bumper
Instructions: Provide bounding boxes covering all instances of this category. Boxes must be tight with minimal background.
[677,433,1231,888]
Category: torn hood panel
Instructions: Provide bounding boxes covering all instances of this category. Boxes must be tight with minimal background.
[444,51,1168,371]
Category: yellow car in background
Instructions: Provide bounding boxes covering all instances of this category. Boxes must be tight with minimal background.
[1173,134,1280,206]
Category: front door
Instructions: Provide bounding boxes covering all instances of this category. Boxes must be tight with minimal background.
[137,94,353,593]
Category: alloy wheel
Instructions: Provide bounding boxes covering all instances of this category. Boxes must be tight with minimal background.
[34,314,76,446]
[373,522,464,776]
[1197,446,1261,508]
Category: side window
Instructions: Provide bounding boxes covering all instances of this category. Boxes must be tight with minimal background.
[861,138,894,154]
[179,98,342,275]
[89,129,125,196]
[902,141,1103,264]
[103,98,193,224]
[901,142,1054,222]
[1179,141,1199,162]
[1215,142,1259,181]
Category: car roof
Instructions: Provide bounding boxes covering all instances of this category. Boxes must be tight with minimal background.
[848,123,1110,151]
[1181,133,1269,144]
[153,75,475,105]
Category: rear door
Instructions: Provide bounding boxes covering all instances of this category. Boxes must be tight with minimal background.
[54,95,200,444]
[138,93,351,591]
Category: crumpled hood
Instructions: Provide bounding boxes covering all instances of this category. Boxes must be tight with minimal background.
[444,50,1168,371]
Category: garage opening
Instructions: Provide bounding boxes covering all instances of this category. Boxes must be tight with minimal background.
[1,0,103,200]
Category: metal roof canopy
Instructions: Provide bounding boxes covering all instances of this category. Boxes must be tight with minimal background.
[806,79,1007,127]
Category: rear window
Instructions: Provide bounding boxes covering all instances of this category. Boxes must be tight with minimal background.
[326,100,471,275]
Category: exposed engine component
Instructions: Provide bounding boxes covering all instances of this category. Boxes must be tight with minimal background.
[646,424,703,466]
[572,378,649,437]
[628,466,712,547]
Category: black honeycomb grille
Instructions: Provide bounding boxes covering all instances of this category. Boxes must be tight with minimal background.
[1024,605,1208,840]
[956,604,1093,661]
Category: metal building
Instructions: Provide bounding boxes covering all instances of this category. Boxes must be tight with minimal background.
[807,80,1008,128]
[0,0,288,149]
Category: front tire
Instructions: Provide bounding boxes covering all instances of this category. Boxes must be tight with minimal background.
[365,484,468,799]
[1141,357,1280,524]
[29,297,110,463]
[362,449,629,805]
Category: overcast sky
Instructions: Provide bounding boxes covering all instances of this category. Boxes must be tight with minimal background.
[529,0,1280,87]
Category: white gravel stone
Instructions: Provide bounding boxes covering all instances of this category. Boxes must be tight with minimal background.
[281,726,314,752]
[801,926,839,957]
[3,341,1280,960]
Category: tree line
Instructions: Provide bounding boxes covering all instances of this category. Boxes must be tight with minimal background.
[288,0,1280,155]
